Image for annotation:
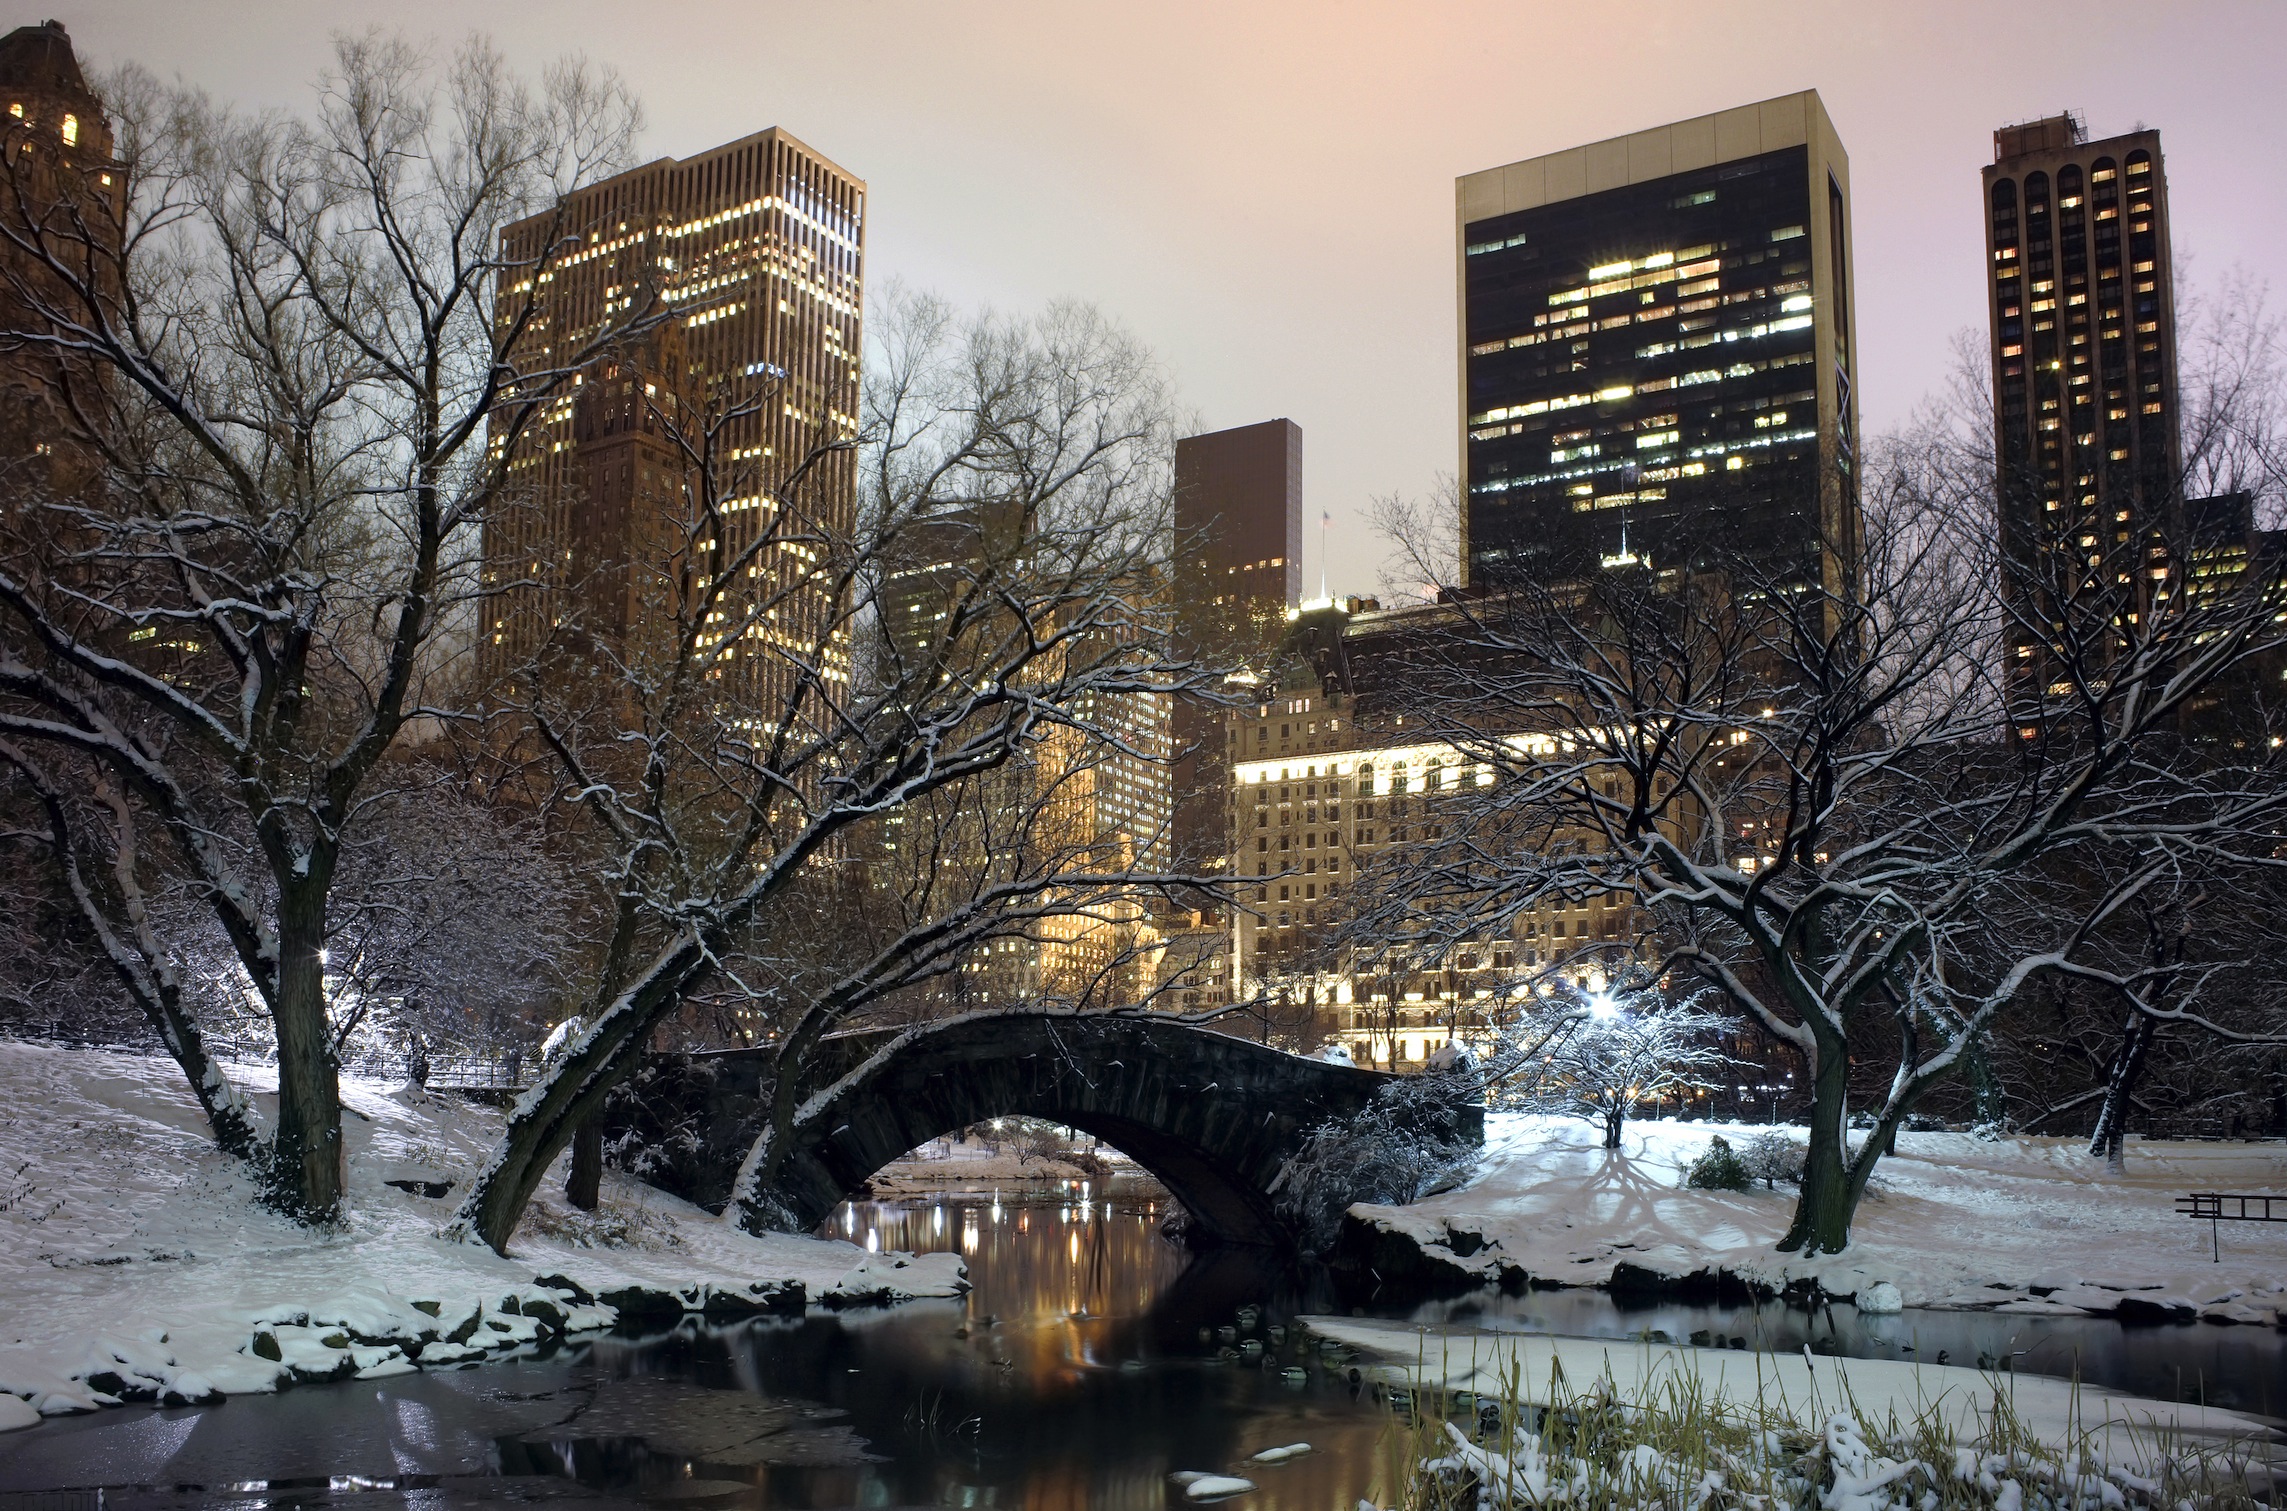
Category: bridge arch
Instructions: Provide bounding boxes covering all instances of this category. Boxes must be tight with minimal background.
[666,1013,1473,1248]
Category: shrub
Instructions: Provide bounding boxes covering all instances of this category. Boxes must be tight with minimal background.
[1272,1076,1480,1253]
[1739,1132,1805,1189]
[1683,1135,1751,1192]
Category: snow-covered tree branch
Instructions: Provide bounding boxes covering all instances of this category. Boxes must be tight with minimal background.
[0,36,647,1219]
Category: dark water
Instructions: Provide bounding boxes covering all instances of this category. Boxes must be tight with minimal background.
[531,1177,1409,1507]
[5,1176,2281,1507]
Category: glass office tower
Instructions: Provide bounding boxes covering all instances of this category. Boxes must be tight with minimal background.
[1456,92,1859,597]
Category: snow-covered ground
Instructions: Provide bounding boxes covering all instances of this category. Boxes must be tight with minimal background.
[1358,1114,2287,1324]
[0,1040,965,1427]
[1304,1315,2279,1465]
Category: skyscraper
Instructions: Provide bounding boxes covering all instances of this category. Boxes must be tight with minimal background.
[1174,419,1303,655]
[1983,114,2182,713]
[1169,419,1302,880]
[0,20,119,498]
[1455,92,1859,596]
[480,127,864,705]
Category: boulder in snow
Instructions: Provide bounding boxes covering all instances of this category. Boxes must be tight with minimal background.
[1857,1282,1903,1315]
[0,1393,38,1432]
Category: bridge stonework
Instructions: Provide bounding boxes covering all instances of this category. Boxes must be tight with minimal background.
[616,1012,1481,1249]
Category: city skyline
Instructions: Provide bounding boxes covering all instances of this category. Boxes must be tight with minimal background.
[62,1,2287,599]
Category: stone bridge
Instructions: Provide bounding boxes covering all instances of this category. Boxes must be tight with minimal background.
[605,1011,1481,1248]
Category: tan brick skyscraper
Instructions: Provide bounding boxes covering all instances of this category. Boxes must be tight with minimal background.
[480,127,864,708]
[0,20,121,501]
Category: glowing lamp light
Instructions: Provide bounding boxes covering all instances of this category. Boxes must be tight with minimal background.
[1587,990,1622,1022]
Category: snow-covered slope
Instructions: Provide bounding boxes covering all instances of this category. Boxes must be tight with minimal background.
[1357,1114,2287,1323]
[0,1040,964,1425]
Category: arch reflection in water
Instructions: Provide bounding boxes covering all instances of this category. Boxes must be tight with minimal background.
[823,1176,1187,1331]
[560,1180,1402,1509]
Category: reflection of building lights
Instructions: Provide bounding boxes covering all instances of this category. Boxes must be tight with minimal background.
[865,1228,879,1251]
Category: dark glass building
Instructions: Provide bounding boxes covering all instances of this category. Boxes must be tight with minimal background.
[1456,92,1859,597]
[1169,418,1302,877]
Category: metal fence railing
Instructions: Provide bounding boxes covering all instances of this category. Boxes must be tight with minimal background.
[2177,1191,2286,1261]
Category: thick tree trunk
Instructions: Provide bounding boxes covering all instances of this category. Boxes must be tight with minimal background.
[566,1118,602,1210]
[1779,1040,1853,1254]
[2088,1012,2156,1172]
[1603,1105,1624,1149]
[732,1040,812,1233]
[269,889,343,1220]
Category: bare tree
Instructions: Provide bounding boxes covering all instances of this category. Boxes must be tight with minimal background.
[317,773,581,1075]
[1484,972,1735,1149]
[0,37,645,1218]
[448,291,1228,1253]
[1347,413,2287,1252]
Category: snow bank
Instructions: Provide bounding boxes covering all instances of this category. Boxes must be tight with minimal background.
[1352,1114,2287,1321]
[1305,1316,2280,1467]
[0,1041,965,1427]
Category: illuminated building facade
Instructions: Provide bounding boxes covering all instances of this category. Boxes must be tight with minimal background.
[1983,115,2187,723]
[0,20,119,499]
[1225,603,1642,1067]
[874,504,1176,1010]
[480,127,864,706]
[1456,92,1859,597]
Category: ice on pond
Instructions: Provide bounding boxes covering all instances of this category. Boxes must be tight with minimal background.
[1171,1470,1258,1499]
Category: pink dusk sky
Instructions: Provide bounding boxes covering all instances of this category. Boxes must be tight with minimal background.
[67,0,2287,593]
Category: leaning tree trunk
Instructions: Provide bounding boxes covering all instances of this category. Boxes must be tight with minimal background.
[1779,1034,1855,1254]
[2089,1011,2157,1173]
[450,932,715,1253]
[269,885,344,1220]
[150,979,262,1164]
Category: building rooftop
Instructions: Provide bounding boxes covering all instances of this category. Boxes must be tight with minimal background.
[1993,112,2088,161]
[0,20,90,97]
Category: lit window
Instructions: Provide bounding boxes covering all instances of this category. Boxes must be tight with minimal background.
[60,114,76,146]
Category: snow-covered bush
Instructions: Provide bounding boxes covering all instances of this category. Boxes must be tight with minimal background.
[1739,1132,1805,1189]
[1683,1135,1751,1192]
[1272,1075,1480,1253]
[1391,1364,2267,1511]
